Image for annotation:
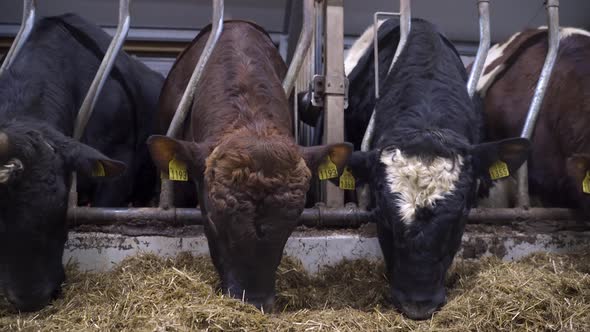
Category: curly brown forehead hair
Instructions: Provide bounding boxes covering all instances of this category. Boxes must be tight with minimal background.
[205,127,311,217]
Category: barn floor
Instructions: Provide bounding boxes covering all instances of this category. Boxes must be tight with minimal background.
[1,250,590,331]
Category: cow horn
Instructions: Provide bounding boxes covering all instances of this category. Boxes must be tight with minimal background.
[0,132,9,157]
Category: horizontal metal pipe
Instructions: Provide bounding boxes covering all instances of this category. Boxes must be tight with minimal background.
[67,206,586,229]
[0,0,36,77]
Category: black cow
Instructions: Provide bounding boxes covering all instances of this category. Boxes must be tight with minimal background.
[346,19,530,319]
[0,14,163,312]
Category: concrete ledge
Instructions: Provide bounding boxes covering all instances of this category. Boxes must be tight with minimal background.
[64,225,590,274]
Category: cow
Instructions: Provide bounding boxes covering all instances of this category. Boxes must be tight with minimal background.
[344,19,530,320]
[148,20,352,312]
[0,14,164,312]
[475,27,590,217]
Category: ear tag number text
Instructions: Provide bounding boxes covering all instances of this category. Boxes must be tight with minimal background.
[339,167,355,190]
[318,156,338,180]
[489,160,509,180]
[169,157,188,182]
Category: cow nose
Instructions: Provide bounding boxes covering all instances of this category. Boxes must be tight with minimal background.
[248,295,275,313]
[391,288,446,320]
[5,285,60,312]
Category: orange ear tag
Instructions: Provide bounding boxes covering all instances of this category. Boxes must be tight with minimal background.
[489,160,509,180]
[318,156,338,180]
[92,162,106,177]
[169,157,188,182]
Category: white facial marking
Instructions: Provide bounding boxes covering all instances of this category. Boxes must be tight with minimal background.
[344,19,385,76]
[380,149,463,224]
[476,31,521,96]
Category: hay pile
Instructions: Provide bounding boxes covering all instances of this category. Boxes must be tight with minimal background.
[1,250,590,331]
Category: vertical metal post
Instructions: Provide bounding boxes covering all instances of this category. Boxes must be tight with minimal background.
[467,0,491,98]
[0,0,36,77]
[358,0,412,209]
[159,0,224,209]
[516,0,560,207]
[322,0,345,207]
[68,0,131,210]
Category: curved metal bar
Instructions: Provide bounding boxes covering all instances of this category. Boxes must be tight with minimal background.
[165,0,224,138]
[282,0,314,97]
[358,0,412,209]
[0,0,36,77]
[517,0,560,207]
[68,0,131,212]
[386,0,411,75]
[467,0,491,98]
[73,0,131,140]
[159,0,224,209]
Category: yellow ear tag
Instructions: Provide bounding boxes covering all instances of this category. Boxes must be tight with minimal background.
[318,155,338,180]
[92,162,106,177]
[582,171,590,194]
[339,167,355,190]
[489,160,510,180]
[169,157,188,182]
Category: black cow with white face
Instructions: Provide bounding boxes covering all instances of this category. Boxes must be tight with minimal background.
[0,14,163,312]
[346,19,530,320]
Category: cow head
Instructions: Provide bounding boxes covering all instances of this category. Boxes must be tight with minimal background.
[0,121,125,312]
[148,131,352,312]
[348,135,530,319]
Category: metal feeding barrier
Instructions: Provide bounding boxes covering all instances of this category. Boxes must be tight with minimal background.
[466,0,490,98]
[0,0,36,77]
[516,0,561,207]
[50,0,582,230]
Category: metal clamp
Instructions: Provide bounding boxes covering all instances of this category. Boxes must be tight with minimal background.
[310,74,349,108]
[0,0,36,77]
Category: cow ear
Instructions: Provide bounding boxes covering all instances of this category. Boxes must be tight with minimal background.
[566,154,590,192]
[147,135,209,178]
[471,137,531,181]
[301,142,353,175]
[347,150,379,182]
[62,141,127,178]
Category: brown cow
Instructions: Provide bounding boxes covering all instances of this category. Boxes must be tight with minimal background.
[476,27,590,216]
[148,20,352,311]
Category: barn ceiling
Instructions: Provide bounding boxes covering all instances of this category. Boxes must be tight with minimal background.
[0,0,588,43]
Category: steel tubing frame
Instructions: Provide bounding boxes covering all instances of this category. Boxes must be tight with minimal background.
[282,0,314,97]
[158,0,224,209]
[68,206,585,228]
[68,0,131,211]
[517,0,560,207]
[466,0,490,98]
[358,0,412,209]
[0,0,36,77]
